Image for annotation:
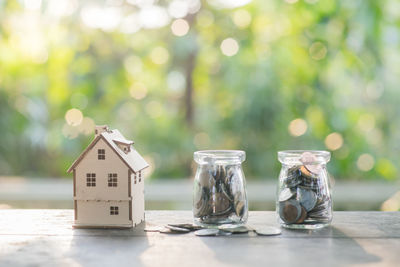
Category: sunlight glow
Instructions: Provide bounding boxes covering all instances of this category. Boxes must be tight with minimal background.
[357,153,375,171]
[324,132,343,151]
[288,118,308,137]
[65,108,83,126]
[220,38,239,56]
[171,19,190,36]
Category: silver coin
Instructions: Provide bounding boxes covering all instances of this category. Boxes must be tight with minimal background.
[279,188,295,202]
[195,229,220,236]
[165,225,191,233]
[144,226,164,232]
[255,226,282,236]
[218,225,249,233]
[168,223,203,231]
[217,230,233,236]
[298,188,317,211]
[160,227,186,234]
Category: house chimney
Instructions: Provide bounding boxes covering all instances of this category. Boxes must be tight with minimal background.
[95,125,110,137]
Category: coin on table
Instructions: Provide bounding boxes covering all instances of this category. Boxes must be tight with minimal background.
[165,225,191,233]
[144,226,164,232]
[218,225,249,233]
[279,188,295,202]
[255,226,282,236]
[217,230,233,236]
[298,188,317,211]
[168,223,203,231]
[195,229,220,236]
[160,227,187,234]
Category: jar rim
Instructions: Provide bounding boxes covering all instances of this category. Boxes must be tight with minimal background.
[278,150,331,163]
[194,150,245,163]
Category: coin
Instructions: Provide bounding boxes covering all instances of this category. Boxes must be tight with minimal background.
[295,206,307,223]
[195,229,220,236]
[255,226,282,236]
[219,225,249,233]
[160,227,187,234]
[279,188,295,202]
[300,152,316,164]
[235,200,245,217]
[279,199,301,224]
[165,225,191,233]
[305,164,322,175]
[297,188,317,211]
[217,230,233,236]
[168,223,203,231]
[300,165,313,178]
[144,226,164,232]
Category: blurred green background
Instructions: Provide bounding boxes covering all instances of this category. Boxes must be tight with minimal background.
[0,0,399,185]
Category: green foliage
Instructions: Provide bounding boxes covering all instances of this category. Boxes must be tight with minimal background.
[0,0,398,180]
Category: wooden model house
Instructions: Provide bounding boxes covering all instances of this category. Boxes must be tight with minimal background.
[67,125,149,228]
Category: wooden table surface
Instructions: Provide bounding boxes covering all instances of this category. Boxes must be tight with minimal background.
[0,210,399,267]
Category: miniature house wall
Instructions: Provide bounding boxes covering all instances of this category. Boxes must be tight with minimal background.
[67,125,148,228]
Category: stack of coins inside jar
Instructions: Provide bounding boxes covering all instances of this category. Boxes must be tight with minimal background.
[193,150,248,226]
[277,151,332,228]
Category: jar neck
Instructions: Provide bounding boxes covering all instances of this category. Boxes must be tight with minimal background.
[194,150,245,165]
[278,150,330,165]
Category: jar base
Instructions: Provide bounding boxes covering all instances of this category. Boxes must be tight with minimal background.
[194,217,246,227]
[281,222,330,230]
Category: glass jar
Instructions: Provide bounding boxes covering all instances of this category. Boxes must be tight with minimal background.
[276,150,332,229]
[193,150,248,226]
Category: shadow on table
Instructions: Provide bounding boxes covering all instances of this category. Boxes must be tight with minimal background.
[67,221,151,266]
[198,226,382,267]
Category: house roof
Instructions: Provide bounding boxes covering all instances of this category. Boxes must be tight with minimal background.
[67,129,149,173]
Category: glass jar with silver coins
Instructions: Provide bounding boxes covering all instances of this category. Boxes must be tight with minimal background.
[276,150,333,229]
[193,150,248,226]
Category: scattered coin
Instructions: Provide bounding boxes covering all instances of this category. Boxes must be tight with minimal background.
[217,230,233,236]
[255,226,282,236]
[167,223,203,231]
[219,225,249,233]
[165,225,191,233]
[144,226,164,232]
[159,227,187,234]
[195,229,220,236]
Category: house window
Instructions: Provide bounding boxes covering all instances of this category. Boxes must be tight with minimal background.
[98,149,105,160]
[139,171,142,182]
[134,173,137,184]
[108,173,118,187]
[110,206,119,215]
[86,173,96,187]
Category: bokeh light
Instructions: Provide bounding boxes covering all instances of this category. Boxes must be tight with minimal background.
[232,10,252,28]
[324,132,343,151]
[220,38,239,56]
[381,191,400,211]
[150,46,169,65]
[309,42,327,60]
[171,19,190,36]
[357,114,375,132]
[65,108,83,126]
[288,118,308,137]
[129,82,148,100]
[357,153,375,171]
